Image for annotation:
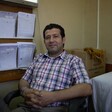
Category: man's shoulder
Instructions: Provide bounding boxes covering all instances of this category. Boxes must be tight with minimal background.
[34,53,44,60]
[65,51,81,60]
[35,53,43,57]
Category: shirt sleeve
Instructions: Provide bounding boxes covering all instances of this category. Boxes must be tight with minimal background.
[71,56,90,84]
[21,54,39,84]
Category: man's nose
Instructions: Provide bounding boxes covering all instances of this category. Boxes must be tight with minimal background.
[49,37,54,42]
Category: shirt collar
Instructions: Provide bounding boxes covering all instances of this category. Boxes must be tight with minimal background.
[43,50,67,60]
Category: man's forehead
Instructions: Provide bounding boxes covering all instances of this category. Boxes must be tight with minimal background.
[45,28,60,35]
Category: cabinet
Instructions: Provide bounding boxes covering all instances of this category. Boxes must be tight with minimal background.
[0,2,34,82]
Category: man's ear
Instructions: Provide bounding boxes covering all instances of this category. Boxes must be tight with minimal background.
[63,37,66,44]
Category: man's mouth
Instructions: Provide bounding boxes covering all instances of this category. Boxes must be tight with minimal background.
[49,44,56,47]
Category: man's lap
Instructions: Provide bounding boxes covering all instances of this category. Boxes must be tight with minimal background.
[12,106,68,112]
[0,98,67,112]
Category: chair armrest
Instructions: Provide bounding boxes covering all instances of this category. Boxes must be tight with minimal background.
[3,90,88,112]
[4,89,20,105]
[68,97,87,112]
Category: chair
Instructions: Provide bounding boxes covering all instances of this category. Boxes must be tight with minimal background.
[3,89,88,112]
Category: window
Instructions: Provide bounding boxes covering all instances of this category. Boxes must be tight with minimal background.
[24,0,38,3]
[2,0,38,7]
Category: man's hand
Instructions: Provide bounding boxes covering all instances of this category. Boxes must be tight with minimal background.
[23,88,56,107]
[22,88,41,108]
[32,90,56,107]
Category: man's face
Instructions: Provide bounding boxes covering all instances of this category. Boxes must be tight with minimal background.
[44,28,65,56]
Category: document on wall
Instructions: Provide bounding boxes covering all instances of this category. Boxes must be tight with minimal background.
[0,11,17,18]
[17,12,36,38]
[0,43,17,71]
[17,42,36,68]
[0,11,17,38]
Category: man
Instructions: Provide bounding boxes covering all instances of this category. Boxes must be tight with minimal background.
[12,23,92,112]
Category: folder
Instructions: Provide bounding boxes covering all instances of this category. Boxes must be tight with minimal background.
[17,42,36,68]
[17,12,36,38]
[0,11,17,19]
[0,11,17,38]
[0,17,16,37]
[0,43,17,71]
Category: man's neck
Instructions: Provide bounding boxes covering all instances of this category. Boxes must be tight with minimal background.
[48,50,64,58]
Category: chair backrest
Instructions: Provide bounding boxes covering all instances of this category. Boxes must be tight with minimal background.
[0,98,10,112]
[4,90,20,105]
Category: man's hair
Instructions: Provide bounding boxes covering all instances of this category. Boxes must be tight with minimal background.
[43,23,65,38]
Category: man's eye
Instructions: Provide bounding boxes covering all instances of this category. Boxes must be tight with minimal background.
[45,36,50,39]
[54,35,59,38]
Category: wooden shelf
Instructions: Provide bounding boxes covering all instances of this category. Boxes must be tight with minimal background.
[0,37,33,39]
[0,1,33,13]
[0,38,33,43]
[0,2,34,82]
[0,38,33,82]
[0,69,25,83]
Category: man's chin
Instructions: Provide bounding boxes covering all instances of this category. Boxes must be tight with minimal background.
[48,48,57,52]
[49,50,56,54]
[48,49,57,54]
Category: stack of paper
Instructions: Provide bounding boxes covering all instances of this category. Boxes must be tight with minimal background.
[0,11,17,37]
[0,43,17,71]
[17,12,36,38]
[0,42,36,71]
[17,42,36,68]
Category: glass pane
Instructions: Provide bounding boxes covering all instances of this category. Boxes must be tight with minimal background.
[24,0,38,3]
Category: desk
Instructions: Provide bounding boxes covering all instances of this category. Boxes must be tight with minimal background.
[91,72,112,112]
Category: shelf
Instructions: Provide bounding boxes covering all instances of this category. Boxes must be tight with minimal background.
[0,37,33,39]
[0,38,33,43]
[0,69,26,83]
[0,1,34,82]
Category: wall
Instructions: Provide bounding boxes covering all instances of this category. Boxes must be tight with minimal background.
[99,0,112,64]
[36,0,112,65]
[37,0,97,52]
[82,0,97,48]
[33,8,44,54]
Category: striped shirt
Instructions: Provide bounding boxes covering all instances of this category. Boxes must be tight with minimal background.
[22,50,90,107]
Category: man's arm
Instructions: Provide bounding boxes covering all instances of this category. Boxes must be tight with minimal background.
[19,79,41,108]
[33,83,92,107]
[19,79,30,92]
[54,83,92,100]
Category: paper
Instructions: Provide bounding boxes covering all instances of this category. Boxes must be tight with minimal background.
[0,11,17,38]
[0,42,36,71]
[17,42,36,68]
[0,43,17,71]
[0,11,17,19]
[17,12,36,38]
[0,17,16,37]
